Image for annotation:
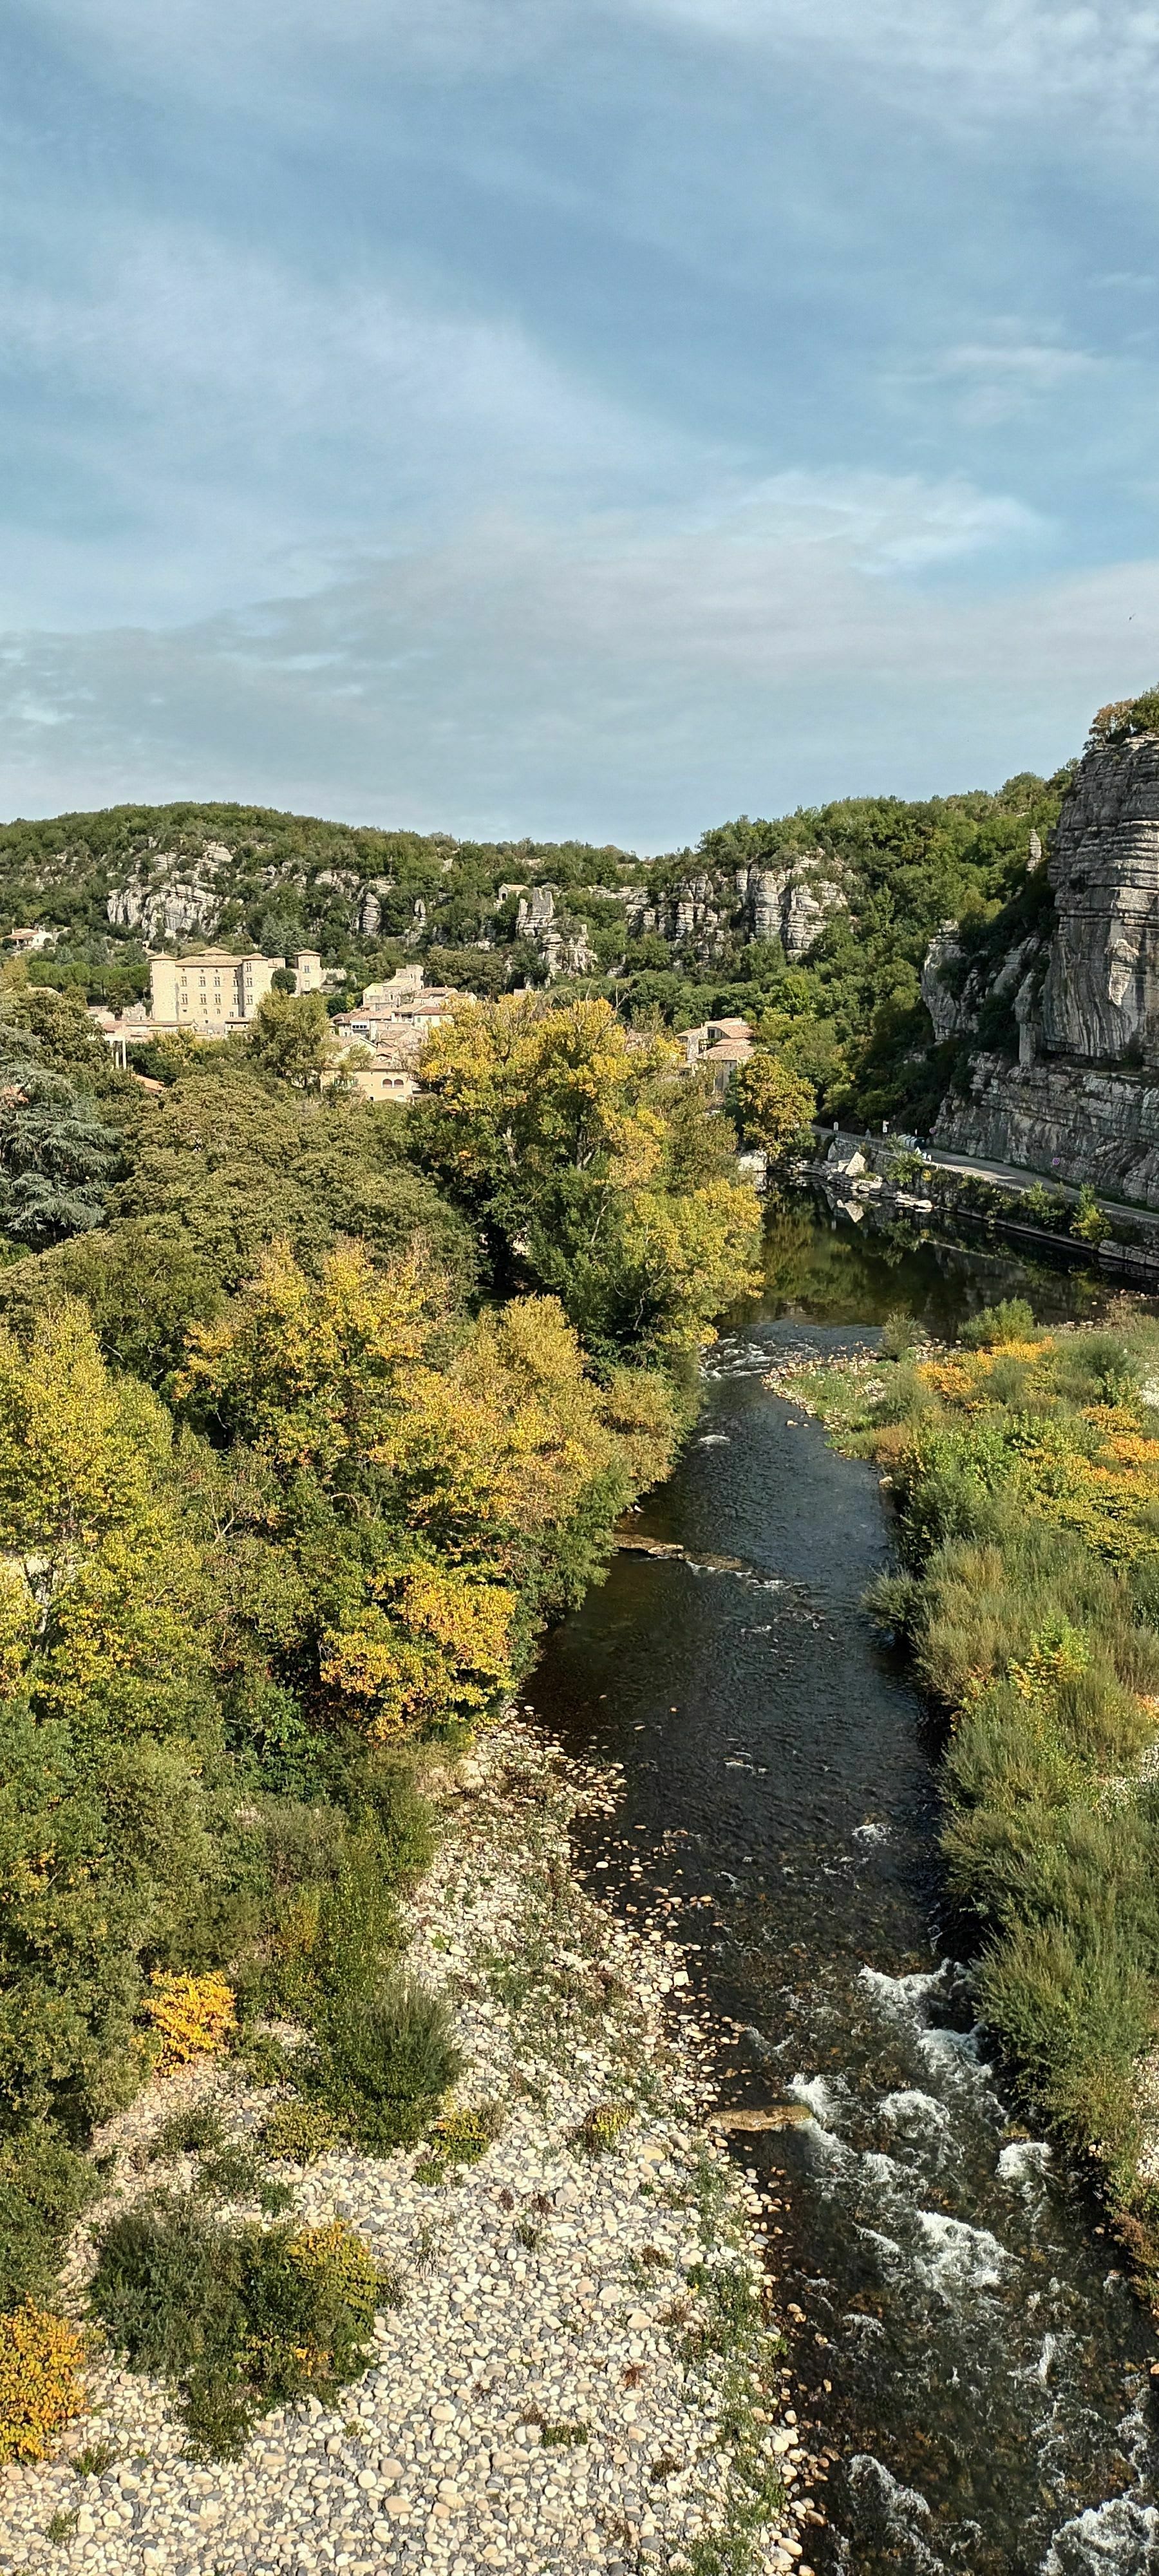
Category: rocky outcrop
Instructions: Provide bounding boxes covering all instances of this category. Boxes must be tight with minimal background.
[934,1052,1159,1207]
[356,878,393,937]
[927,736,1159,1203]
[921,928,974,1041]
[106,844,231,942]
[617,854,845,961]
[741,856,845,958]
[1041,733,1159,1061]
[514,885,596,978]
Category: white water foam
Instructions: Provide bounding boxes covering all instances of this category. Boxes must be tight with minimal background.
[789,2073,845,2126]
[999,2137,1053,2186]
[860,1960,948,2016]
[695,1432,731,1446]
[881,2088,952,2134]
[853,1819,890,1844]
[912,2209,1007,2295]
[861,2149,903,2186]
[1040,2496,1159,2573]
[845,2457,950,2574]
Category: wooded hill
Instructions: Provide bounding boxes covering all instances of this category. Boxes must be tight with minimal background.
[0,766,1070,1122]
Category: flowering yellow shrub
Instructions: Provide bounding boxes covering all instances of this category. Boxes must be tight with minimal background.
[146,1971,236,2069]
[0,2301,86,2465]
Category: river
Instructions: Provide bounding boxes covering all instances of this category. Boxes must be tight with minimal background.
[523,1201,1159,2575]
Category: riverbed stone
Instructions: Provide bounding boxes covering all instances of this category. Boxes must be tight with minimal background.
[0,1716,813,2575]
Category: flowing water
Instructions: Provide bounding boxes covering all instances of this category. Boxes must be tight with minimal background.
[524,1202,1159,2574]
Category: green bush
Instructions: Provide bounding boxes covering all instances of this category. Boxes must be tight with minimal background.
[308,1974,462,2152]
[0,2129,94,2309]
[260,2102,341,2164]
[959,1297,1037,1350]
[149,2103,227,2163]
[90,2192,392,2456]
[878,1309,919,1360]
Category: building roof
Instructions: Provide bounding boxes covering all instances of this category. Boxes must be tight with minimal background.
[704,1036,754,1061]
[155,948,265,968]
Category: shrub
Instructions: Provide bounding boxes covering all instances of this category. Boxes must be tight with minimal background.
[1087,688,1159,750]
[90,2193,393,2456]
[289,2220,400,2324]
[1070,1186,1112,1247]
[0,2300,87,2465]
[576,2101,632,2155]
[146,1972,236,2070]
[260,2102,341,2164]
[308,1974,462,2152]
[149,2103,228,2162]
[0,2130,94,2309]
[959,1298,1037,1350]
[878,1309,919,1361]
[413,2100,504,2181]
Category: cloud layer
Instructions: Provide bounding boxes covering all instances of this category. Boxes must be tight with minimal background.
[3,1,1159,838]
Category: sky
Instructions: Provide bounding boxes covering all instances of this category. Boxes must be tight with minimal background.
[3,2,1159,849]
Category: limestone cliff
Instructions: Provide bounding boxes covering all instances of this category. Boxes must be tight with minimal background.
[931,724,1159,1204]
[1039,732,1159,1061]
[623,852,845,962]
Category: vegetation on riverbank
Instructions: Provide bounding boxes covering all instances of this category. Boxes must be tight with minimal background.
[783,1302,1159,2297]
[0,985,762,2458]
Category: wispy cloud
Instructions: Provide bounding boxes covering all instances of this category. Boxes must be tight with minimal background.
[0,484,1141,846]
[3,1,1158,835]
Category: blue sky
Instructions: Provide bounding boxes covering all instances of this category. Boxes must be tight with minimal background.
[3,1,1159,848]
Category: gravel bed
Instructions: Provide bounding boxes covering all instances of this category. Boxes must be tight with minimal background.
[0,1716,822,2575]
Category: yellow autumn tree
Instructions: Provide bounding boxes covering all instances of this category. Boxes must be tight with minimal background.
[0,1303,220,2126]
[415,995,762,1357]
[178,1240,681,1742]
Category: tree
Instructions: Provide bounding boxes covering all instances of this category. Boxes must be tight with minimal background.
[177,1238,681,1742]
[733,1053,817,1169]
[0,1303,219,2126]
[109,1058,478,1310]
[414,995,762,1355]
[0,1019,120,1247]
[248,989,337,1091]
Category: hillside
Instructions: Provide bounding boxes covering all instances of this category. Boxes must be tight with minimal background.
[0,772,1068,1117]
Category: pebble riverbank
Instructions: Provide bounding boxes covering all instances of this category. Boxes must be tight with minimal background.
[0,1716,825,2576]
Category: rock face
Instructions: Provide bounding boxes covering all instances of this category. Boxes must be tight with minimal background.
[514,885,596,978]
[930,731,1159,1204]
[936,1052,1159,1206]
[739,855,844,956]
[921,928,974,1042]
[619,854,844,961]
[107,848,227,943]
[1041,734,1159,1061]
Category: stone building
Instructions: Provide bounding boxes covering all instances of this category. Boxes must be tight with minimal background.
[146,948,325,1036]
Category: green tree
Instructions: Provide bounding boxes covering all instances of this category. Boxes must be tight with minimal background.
[414,995,761,1354]
[0,1303,221,2127]
[0,1021,120,1247]
[733,1054,817,1168]
[248,990,336,1091]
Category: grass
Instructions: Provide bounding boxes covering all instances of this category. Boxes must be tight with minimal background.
[786,1307,1159,2295]
[72,2440,117,2477]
